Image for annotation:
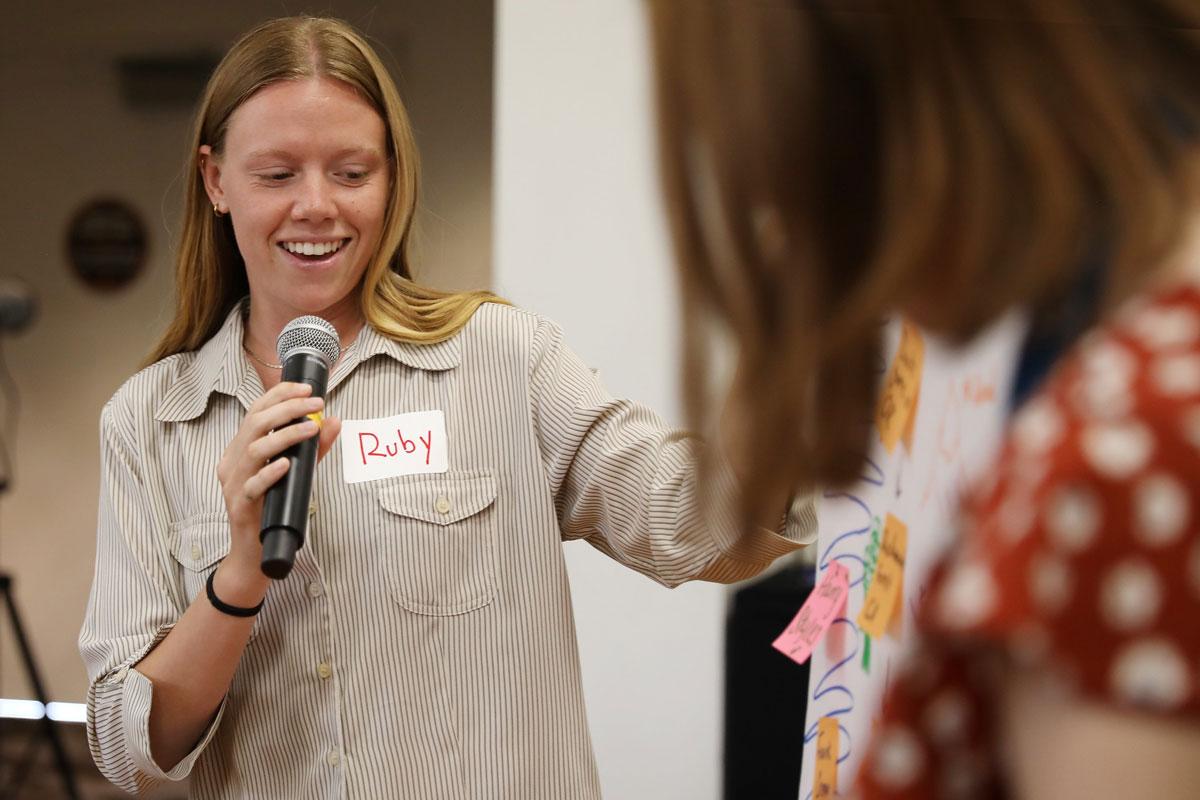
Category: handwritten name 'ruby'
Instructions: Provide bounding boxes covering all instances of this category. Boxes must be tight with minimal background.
[358,430,433,466]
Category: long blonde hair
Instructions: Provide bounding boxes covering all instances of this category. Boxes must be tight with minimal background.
[147,16,502,365]
[649,1,1200,519]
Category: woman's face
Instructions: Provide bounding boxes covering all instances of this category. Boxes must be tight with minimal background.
[200,77,390,326]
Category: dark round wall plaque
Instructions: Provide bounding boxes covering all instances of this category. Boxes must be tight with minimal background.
[66,198,147,291]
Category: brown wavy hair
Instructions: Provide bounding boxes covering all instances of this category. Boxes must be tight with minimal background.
[649,0,1200,521]
[147,16,503,365]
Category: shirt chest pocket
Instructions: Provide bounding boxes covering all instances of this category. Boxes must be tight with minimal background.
[170,517,229,598]
[377,472,498,616]
[169,517,261,638]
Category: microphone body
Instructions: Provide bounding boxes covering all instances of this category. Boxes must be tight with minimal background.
[259,316,341,580]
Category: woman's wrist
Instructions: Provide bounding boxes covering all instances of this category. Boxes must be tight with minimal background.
[212,553,270,609]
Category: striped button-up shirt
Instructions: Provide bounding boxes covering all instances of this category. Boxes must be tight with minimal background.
[80,301,817,799]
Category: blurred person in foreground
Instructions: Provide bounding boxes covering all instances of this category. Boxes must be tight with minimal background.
[78,15,817,798]
[649,1,1200,797]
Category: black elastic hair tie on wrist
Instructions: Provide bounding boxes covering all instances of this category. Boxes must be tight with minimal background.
[206,567,264,618]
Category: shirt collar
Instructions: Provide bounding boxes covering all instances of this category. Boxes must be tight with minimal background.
[154,301,256,422]
[349,322,462,373]
[154,300,461,423]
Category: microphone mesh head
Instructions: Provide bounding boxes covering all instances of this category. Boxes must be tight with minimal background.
[276,316,341,368]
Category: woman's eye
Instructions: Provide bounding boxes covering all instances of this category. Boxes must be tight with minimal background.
[340,170,369,183]
[251,170,293,183]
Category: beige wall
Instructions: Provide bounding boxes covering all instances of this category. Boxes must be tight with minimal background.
[0,1,492,701]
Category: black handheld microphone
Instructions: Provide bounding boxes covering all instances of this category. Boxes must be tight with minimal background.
[260,316,341,579]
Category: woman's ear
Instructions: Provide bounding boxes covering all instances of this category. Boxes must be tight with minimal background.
[198,145,227,214]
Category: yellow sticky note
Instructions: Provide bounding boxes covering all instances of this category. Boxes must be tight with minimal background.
[814,716,839,799]
[875,321,925,453]
[857,514,908,638]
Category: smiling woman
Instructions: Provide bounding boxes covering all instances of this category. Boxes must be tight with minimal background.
[77,14,819,800]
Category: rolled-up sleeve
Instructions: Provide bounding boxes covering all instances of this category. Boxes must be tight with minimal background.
[528,319,817,587]
[79,400,225,794]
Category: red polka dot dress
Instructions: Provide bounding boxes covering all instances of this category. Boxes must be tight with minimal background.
[854,283,1200,798]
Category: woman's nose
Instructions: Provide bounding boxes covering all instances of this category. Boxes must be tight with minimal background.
[292,174,337,221]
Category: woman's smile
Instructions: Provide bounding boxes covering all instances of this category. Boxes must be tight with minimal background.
[276,237,353,268]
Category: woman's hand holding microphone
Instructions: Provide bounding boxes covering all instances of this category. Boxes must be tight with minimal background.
[214,381,342,607]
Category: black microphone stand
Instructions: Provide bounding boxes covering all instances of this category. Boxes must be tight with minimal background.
[0,571,80,800]
[0,297,79,799]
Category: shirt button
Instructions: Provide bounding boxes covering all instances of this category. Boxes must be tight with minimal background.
[434,496,451,515]
[308,501,317,517]
[307,581,324,598]
[326,749,341,767]
[191,544,202,561]
[316,662,332,680]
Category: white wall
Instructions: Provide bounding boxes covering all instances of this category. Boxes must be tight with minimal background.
[494,3,725,798]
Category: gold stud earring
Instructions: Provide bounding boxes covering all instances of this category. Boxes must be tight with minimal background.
[213,202,226,217]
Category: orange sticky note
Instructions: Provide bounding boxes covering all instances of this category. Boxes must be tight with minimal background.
[875,320,925,453]
[900,382,920,451]
[814,716,839,799]
[857,514,908,638]
[886,515,906,638]
[887,567,905,638]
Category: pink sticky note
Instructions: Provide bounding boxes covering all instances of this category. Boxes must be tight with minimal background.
[772,561,851,665]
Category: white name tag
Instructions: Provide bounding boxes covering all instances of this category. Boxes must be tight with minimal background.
[340,410,448,483]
